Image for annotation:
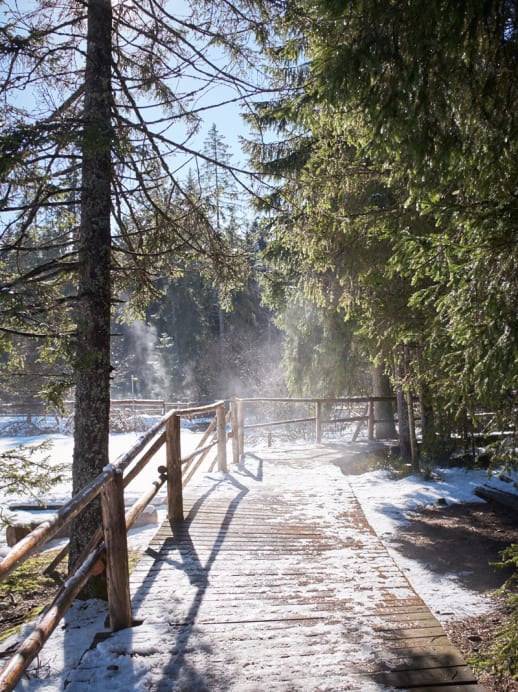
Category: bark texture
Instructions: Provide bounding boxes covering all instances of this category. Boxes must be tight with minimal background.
[394,357,412,463]
[69,0,113,599]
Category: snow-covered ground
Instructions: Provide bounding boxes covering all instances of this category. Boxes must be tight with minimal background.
[1,428,516,690]
[0,425,208,554]
[349,465,516,622]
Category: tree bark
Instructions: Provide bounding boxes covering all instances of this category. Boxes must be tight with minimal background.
[393,356,412,462]
[69,0,113,599]
[371,364,397,439]
[420,381,436,456]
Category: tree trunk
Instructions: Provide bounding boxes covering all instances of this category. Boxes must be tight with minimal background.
[371,364,397,439]
[393,357,412,462]
[420,382,436,457]
[69,0,113,599]
[406,389,420,472]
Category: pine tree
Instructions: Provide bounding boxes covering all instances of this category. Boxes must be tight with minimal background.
[248,0,517,455]
[200,124,238,231]
[0,0,268,593]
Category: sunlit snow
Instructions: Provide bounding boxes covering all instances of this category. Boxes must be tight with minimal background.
[1,424,516,690]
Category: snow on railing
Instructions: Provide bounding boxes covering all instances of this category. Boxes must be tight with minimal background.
[0,401,228,692]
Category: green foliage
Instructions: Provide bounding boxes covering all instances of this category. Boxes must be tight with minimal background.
[0,440,67,526]
[275,293,358,397]
[466,608,518,684]
[128,251,283,401]
[0,548,66,643]
[469,544,518,681]
[248,0,517,450]
[498,544,518,593]
[199,124,240,231]
[0,551,65,600]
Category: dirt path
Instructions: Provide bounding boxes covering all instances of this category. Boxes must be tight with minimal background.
[392,501,518,691]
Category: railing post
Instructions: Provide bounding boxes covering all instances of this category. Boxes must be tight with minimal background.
[230,397,240,465]
[237,399,245,459]
[367,399,374,440]
[101,469,132,631]
[315,401,322,443]
[217,403,228,473]
[166,413,183,521]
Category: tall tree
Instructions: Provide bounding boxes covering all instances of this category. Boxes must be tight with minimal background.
[200,124,238,231]
[0,0,265,593]
[249,0,517,453]
[69,0,113,593]
[303,0,518,428]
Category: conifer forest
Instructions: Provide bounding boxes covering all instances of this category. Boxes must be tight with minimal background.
[0,0,516,596]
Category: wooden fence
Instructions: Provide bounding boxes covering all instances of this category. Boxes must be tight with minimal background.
[0,401,227,692]
[230,396,400,456]
[0,395,401,690]
[0,400,196,421]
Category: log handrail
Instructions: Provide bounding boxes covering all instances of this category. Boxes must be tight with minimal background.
[0,394,418,690]
[244,416,316,430]
[236,396,397,403]
[0,400,228,692]
[231,396,399,453]
[230,395,428,460]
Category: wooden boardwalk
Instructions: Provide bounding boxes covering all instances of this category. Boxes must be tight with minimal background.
[67,445,484,691]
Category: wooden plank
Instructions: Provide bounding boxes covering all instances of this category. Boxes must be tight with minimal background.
[409,686,485,691]
[73,446,482,690]
[377,664,478,688]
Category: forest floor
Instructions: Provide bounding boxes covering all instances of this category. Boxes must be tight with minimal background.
[1,476,517,690]
[392,499,518,691]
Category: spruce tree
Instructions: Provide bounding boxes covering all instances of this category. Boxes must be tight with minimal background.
[248,0,517,454]
[0,0,267,594]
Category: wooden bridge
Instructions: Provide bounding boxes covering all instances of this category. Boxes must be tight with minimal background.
[69,446,481,690]
[0,399,483,690]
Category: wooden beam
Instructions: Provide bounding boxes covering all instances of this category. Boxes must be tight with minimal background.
[367,400,374,440]
[166,414,183,521]
[237,399,245,459]
[352,403,369,442]
[217,403,228,473]
[101,470,132,631]
[230,398,240,465]
[315,401,322,443]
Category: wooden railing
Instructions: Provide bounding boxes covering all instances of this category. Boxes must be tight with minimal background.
[230,396,399,453]
[0,399,195,418]
[0,401,228,692]
[0,395,400,690]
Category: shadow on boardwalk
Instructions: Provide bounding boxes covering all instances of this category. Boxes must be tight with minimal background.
[65,445,484,691]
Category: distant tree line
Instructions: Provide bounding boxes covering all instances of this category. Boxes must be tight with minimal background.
[111,231,284,403]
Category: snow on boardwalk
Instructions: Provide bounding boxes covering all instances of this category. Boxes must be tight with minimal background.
[66,445,482,691]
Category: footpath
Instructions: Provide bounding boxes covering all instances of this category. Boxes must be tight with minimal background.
[36,446,485,690]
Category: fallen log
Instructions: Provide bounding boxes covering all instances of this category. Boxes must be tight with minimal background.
[474,485,518,511]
